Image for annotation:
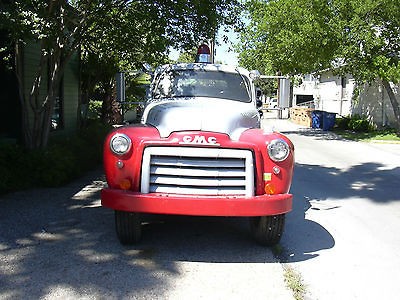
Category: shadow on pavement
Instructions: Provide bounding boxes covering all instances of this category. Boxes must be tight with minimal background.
[281,127,351,141]
[0,169,279,299]
[2,154,397,297]
[280,158,400,263]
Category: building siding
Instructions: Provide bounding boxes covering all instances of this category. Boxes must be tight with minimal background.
[22,41,79,136]
[63,52,79,133]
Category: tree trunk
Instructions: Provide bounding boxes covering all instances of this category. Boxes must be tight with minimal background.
[382,80,400,132]
[13,0,78,150]
[101,79,121,125]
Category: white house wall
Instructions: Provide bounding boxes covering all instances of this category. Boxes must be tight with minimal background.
[292,72,353,115]
[356,81,397,128]
[294,70,398,128]
[292,81,316,102]
[315,72,353,116]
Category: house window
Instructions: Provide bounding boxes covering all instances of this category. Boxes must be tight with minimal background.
[51,77,64,131]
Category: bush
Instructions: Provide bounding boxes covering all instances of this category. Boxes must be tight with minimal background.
[334,115,374,132]
[335,117,350,130]
[347,115,373,132]
[87,100,103,120]
[0,122,111,195]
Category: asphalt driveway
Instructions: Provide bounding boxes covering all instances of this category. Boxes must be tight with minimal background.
[3,116,399,300]
[0,169,293,299]
[263,116,400,300]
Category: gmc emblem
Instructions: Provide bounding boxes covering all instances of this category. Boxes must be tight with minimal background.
[179,135,220,146]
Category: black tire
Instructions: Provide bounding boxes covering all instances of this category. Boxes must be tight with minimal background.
[115,210,142,245]
[250,214,285,246]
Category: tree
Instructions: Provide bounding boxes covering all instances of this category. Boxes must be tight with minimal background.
[1,0,124,149]
[1,0,242,149]
[176,48,198,63]
[238,0,400,130]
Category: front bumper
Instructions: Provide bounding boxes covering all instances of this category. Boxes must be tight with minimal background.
[101,189,292,217]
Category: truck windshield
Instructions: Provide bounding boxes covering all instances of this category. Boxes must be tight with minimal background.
[152,69,251,103]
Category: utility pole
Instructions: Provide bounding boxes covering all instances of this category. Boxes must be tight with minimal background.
[209,39,215,63]
[259,75,291,119]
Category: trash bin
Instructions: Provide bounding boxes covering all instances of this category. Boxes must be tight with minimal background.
[311,110,323,129]
[322,112,336,131]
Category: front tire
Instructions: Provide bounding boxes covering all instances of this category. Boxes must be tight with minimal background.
[250,214,285,246]
[115,210,142,245]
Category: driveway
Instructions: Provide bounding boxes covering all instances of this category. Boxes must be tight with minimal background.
[2,117,399,300]
[0,172,293,299]
[262,116,400,300]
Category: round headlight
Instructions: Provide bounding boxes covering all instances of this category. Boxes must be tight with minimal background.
[267,139,290,162]
[110,133,132,155]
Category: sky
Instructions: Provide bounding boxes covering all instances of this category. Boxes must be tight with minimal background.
[214,27,239,65]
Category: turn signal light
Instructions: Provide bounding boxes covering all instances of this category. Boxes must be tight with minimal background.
[119,178,132,190]
[264,183,276,195]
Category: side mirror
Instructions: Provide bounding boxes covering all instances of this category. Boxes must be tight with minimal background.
[256,89,262,98]
[142,63,153,74]
[256,99,263,108]
[249,70,261,80]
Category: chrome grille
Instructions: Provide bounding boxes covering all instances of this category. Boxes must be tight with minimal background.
[140,147,254,196]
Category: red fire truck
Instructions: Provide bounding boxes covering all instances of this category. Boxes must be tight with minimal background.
[101,46,294,245]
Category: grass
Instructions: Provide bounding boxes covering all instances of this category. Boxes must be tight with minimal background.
[333,128,400,143]
[271,244,307,300]
[283,264,307,300]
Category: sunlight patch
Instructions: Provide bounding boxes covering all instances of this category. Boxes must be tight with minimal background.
[76,249,116,263]
[351,181,375,191]
[33,231,65,242]
[72,180,106,200]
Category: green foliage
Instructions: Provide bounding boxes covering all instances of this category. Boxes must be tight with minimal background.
[1,0,242,148]
[87,101,103,120]
[237,0,338,74]
[283,265,307,300]
[0,122,111,195]
[254,78,277,97]
[347,115,374,132]
[237,0,400,130]
[335,115,373,132]
[0,144,28,192]
[238,0,400,81]
[335,116,351,130]
[334,126,400,142]
[176,48,198,63]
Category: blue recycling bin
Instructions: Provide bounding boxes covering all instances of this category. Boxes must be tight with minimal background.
[322,112,336,131]
[311,110,323,129]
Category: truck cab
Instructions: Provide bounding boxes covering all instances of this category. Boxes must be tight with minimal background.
[101,60,294,246]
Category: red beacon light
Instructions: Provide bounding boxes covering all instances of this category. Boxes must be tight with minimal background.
[195,43,211,63]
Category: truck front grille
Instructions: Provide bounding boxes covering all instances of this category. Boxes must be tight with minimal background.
[140,147,254,196]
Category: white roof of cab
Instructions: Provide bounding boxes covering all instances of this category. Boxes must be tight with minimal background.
[154,63,251,77]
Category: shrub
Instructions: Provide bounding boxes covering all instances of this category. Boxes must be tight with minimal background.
[0,122,111,195]
[87,100,103,120]
[0,144,30,192]
[334,115,374,132]
[347,115,373,132]
[335,116,350,130]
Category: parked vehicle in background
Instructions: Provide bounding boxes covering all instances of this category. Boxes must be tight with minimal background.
[269,97,278,108]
